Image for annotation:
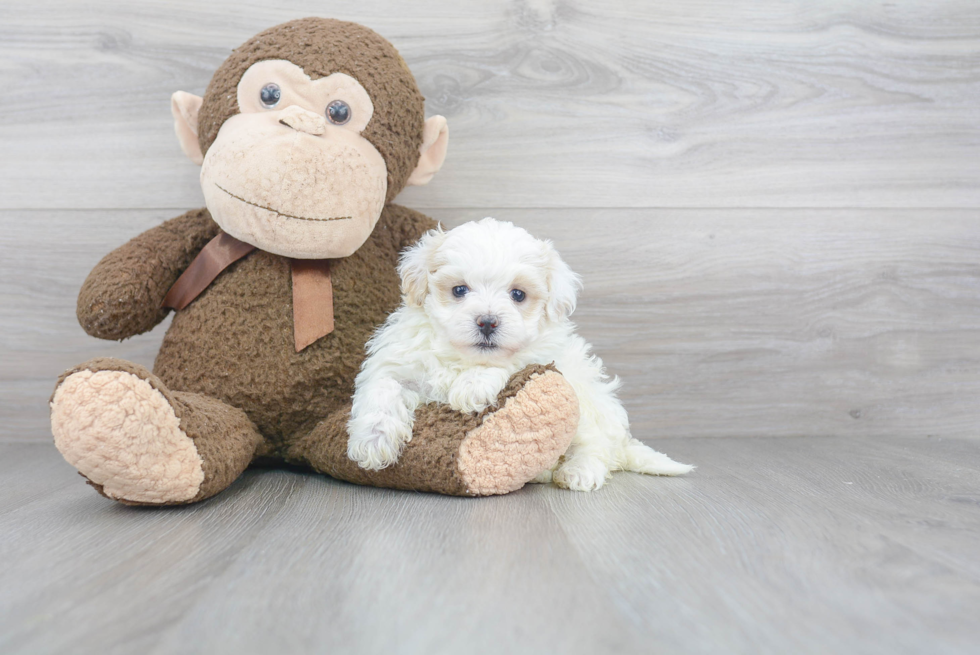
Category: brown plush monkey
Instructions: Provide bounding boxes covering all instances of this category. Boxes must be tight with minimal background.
[49,18,578,505]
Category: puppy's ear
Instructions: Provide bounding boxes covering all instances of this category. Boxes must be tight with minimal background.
[399,228,447,307]
[545,244,582,322]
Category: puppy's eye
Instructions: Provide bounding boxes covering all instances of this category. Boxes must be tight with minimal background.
[259,83,281,108]
[452,285,469,298]
[510,289,526,303]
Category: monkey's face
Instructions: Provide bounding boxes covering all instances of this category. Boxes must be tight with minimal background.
[199,60,388,259]
[172,19,449,259]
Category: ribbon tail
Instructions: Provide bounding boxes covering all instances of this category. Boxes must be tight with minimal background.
[291,259,335,352]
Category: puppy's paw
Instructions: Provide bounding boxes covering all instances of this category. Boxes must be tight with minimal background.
[347,413,412,471]
[448,368,510,414]
[347,428,404,470]
[553,456,610,492]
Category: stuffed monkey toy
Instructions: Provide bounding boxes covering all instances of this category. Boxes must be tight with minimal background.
[49,18,578,505]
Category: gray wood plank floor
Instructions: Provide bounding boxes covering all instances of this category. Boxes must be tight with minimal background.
[2,437,978,655]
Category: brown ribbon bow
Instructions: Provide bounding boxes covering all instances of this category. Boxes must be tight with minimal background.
[162,232,335,352]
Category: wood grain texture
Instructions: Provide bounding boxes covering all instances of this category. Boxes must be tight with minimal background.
[2,437,979,654]
[1,0,978,209]
[4,208,979,442]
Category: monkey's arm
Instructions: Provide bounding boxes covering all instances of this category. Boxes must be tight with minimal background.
[77,207,219,340]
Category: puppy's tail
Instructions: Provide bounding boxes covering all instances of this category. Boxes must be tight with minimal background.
[622,438,694,476]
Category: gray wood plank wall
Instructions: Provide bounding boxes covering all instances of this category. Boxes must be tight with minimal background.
[1,1,978,441]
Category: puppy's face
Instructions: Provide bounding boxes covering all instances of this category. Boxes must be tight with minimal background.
[400,218,581,365]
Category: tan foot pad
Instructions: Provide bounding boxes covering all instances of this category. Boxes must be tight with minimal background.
[51,370,204,503]
[458,370,579,496]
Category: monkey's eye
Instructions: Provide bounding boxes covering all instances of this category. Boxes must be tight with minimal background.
[326,100,351,125]
[452,285,469,298]
[259,83,281,108]
[510,289,526,303]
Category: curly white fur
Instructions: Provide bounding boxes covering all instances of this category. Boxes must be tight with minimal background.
[347,217,693,490]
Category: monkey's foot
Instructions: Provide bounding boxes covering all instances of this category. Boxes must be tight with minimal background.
[457,367,579,496]
[51,362,205,504]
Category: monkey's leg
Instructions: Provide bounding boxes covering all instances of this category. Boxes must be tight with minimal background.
[288,364,579,496]
[50,358,262,506]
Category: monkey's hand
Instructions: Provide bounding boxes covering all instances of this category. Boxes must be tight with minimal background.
[77,208,218,341]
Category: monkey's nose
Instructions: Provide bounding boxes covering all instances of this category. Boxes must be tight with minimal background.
[476,315,499,338]
[278,105,327,136]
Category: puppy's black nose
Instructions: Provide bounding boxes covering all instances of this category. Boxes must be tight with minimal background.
[476,315,499,337]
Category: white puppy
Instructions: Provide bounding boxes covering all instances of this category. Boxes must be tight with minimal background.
[347,218,692,491]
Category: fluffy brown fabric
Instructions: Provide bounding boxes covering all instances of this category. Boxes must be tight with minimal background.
[151,204,433,445]
[173,390,263,503]
[77,208,219,340]
[73,204,433,440]
[197,17,425,204]
[287,402,479,495]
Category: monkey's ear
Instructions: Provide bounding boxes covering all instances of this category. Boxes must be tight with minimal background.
[398,228,447,306]
[406,116,449,186]
[171,91,204,166]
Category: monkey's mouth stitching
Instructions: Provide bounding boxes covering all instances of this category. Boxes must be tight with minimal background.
[215,183,352,222]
